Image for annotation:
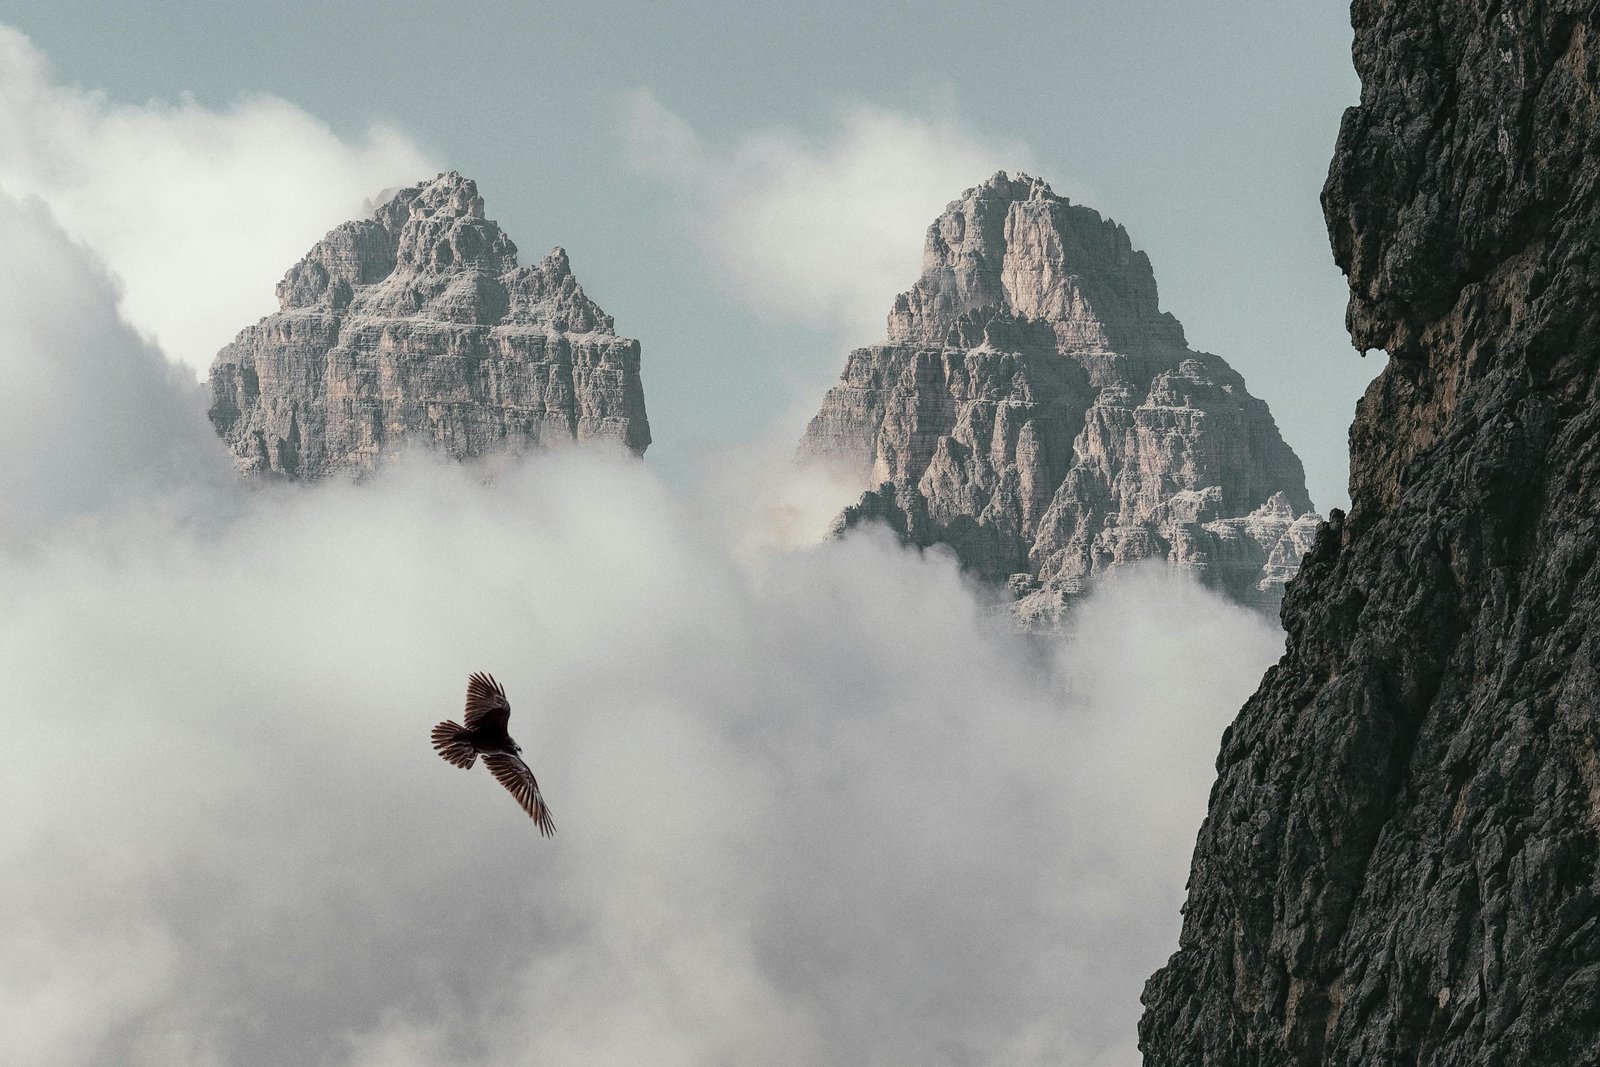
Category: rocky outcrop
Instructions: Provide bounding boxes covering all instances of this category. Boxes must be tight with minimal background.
[1141,3,1600,1064]
[208,172,649,477]
[800,173,1317,616]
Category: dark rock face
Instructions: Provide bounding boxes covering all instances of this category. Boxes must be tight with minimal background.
[1141,3,1600,1064]
[208,172,649,478]
[800,173,1317,618]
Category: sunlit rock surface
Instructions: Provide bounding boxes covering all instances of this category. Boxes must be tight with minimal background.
[209,172,649,478]
[800,172,1317,617]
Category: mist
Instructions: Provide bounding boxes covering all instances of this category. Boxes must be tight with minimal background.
[0,22,432,377]
[0,78,1287,1067]
[0,433,1281,1066]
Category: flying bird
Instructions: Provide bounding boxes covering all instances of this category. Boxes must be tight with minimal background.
[431,672,556,836]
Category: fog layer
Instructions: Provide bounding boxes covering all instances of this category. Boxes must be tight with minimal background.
[0,134,1282,1067]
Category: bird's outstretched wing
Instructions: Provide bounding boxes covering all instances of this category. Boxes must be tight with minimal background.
[483,753,556,836]
[463,671,511,730]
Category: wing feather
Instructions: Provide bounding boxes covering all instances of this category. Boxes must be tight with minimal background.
[463,671,511,730]
[431,720,477,769]
[482,753,556,836]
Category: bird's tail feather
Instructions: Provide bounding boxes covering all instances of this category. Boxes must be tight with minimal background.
[431,720,476,769]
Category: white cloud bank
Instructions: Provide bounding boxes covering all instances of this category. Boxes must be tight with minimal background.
[1,457,1279,1067]
[626,90,1041,342]
[0,190,234,546]
[0,22,435,377]
[0,177,1281,1067]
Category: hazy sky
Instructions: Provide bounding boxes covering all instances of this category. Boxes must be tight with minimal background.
[0,0,1377,509]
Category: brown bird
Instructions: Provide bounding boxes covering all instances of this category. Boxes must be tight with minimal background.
[431,672,556,836]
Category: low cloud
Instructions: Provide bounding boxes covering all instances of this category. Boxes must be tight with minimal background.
[0,65,1280,1067]
[0,213,1281,1061]
[0,189,234,546]
[0,22,435,376]
[625,90,1040,343]
[0,447,1280,1066]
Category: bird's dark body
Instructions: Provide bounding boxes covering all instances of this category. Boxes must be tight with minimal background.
[431,672,555,836]
[461,722,517,755]
[458,702,516,754]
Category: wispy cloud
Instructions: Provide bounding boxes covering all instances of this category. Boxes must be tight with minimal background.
[0,190,232,546]
[0,22,435,377]
[625,89,1041,344]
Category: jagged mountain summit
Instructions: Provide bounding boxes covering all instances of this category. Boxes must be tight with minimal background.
[208,172,649,478]
[1141,2,1600,1064]
[799,172,1319,619]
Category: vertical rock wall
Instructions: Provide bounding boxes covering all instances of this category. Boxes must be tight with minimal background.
[1141,4,1600,1063]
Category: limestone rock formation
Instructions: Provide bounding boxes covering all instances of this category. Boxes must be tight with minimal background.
[800,173,1317,616]
[208,172,649,477]
[1141,3,1600,1064]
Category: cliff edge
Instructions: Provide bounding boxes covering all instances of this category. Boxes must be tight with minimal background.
[1141,4,1600,1063]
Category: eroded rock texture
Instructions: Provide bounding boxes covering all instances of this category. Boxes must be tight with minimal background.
[800,173,1317,617]
[1141,3,1600,1064]
[208,172,649,477]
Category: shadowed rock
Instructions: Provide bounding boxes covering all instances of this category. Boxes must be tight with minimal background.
[1141,3,1600,1063]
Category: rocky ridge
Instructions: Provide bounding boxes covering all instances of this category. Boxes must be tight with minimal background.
[1141,3,1600,1064]
[800,173,1319,617]
[208,172,649,477]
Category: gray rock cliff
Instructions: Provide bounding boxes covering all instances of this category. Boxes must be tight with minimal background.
[1141,2,1600,1063]
[800,173,1318,617]
[208,172,649,477]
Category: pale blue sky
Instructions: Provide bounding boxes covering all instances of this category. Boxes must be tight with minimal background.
[1,0,1377,509]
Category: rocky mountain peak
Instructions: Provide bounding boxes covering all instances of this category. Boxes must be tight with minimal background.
[886,170,1186,353]
[505,245,614,334]
[390,171,518,276]
[802,175,1316,620]
[274,172,518,313]
[210,173,649,478]
[539,245,571,272]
